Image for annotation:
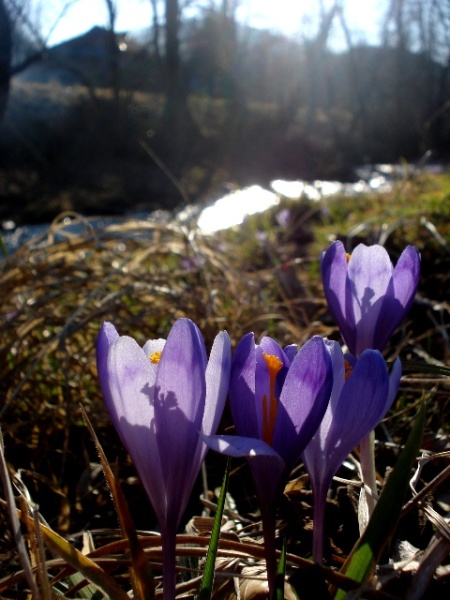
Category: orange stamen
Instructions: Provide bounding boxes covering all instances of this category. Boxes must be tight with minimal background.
[261,352,283,445]
[345,252,352,263]
[149,351,161,364]
[344,358,353,381]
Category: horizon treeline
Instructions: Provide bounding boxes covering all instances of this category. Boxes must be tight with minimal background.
[0,0,449,224]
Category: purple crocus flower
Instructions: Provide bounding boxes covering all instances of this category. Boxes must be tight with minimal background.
[205,334,333,594]
[302,340,402,563]
[96,318,231,600]
[321,241,420,357]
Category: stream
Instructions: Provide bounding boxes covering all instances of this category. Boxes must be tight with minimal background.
[1,161,443,254]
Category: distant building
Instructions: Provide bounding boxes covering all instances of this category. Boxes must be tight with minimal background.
[15,26,142,87]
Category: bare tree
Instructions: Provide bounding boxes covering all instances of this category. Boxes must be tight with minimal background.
[0,0,12,122]
[381,0,450,154]
[104,0,120,106]
[148,0,200,177]
[148,0,163,71]
[303,2,339,129]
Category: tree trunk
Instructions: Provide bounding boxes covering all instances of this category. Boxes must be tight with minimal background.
[104,0,120,108]
[160,0,197,179]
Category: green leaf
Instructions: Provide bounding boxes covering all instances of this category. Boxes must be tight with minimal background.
[65,571,106,599]
[336,403,425,599]
[402,361,450,378]
[199,457,230,600]
[0,234,8,257]
[275,538,287,600]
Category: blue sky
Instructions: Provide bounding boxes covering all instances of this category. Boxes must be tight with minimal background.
[43,0,384,49]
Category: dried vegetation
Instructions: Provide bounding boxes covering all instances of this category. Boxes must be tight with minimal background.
[0,173,450,598]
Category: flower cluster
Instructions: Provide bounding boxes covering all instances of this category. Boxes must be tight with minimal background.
[96,242,420,598]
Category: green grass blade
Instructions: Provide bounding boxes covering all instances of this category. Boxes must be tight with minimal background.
[275,538,287,600]
[336,403,425,598]
[199,457,230,600]
[0,234,8,257]
[402,361,450,377]
[65,571,106,599]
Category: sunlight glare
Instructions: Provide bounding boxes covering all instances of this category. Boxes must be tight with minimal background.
[197,185,279,232]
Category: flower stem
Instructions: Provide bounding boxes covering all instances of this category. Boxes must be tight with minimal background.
[162,527,177,600]
[311,483,327,564]
[260,504,277,598]
[359,430,377,525]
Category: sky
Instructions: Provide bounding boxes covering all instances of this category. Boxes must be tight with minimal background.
[42,0,385,50]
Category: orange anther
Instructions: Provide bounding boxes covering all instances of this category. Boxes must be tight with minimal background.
[150,351,161,364]
[261,352,283,444]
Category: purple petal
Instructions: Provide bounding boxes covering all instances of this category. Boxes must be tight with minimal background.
[373,246,420,350]
[323,350,391,480]
[348,245,394,354]
[190,331,232,510]
[272,336,332,470]
[301,341,344,487]
[259,336,287,362]
[283,344,298,364]
[105,335,157,431]
[204,433,284,462]
[302,347,400,564]
[254,339,291,443]
[104,333,166,522]
[321,241,356,353]
[229,333,259,438]
[259,337,291,383]
[97,322,120,410]
[392,246,420,307]
[155,318,206,427]
[202,331,231,436]
[303,348,397,498]
[324,339,346,399]
[154,318,207,523]
[142,338,166,358]
[384,357,402,416]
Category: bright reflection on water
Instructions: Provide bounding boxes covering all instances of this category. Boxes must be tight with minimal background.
[197,185,279,232]
[196,176,393,233]
[270,177,387,200]
[4,161,439,251]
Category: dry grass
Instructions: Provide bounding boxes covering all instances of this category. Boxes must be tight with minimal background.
[0,178,450,597]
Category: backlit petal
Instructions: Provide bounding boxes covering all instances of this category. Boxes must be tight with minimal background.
[97,321,120,411]
[272,336,332,469]
[349,245,393,354]
[372,246,420,350]
[105,333,165,520]
[392,245,421,307]
[204,433,284,462]
[324,350,391,476]
[154,318,207,523]
[321,241,356,352]
[202,331,231,436]
[301,341,344,488]
[229,333,259,438]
